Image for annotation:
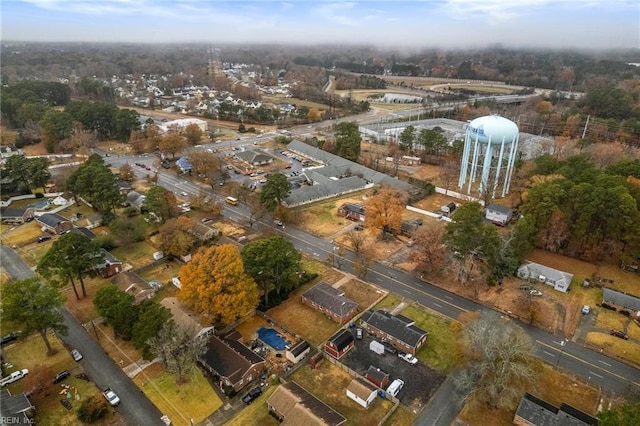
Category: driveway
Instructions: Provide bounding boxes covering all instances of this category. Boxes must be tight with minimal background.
[341,329,446,407]
[1,245,165,425]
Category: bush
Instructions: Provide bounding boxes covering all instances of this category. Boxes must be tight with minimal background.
[77,395,109,423]
[94,234,117,251]
[35,192,44,198]
[621,310,631,317]
[223,385,237,398]
[601,302,617,311]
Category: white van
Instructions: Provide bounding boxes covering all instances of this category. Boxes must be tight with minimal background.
[386,379,404,397]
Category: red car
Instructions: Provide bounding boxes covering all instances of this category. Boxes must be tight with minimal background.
[610,329,629,340]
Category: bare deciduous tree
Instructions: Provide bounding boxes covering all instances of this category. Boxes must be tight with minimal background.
[147,322,207,385]
[454,313,539,409]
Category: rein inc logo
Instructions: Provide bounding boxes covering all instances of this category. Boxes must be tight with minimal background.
[0,417,34,424]
[469,124,485,137]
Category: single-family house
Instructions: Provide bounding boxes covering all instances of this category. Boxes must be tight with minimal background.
[115,181,133,195]
[176,157,193,174]
[0,388,35,424]
[346,378,378,409]
[69,227,96,240]
[484,203,515,226]
[602,288,640,315]
[126,191,146,210]
[366,366,389,389]
[286,340,311,364]
[360,310,429,355]
[97,249,123,278]
[199,331,265,392]
[111,271,156,305]
[302,282,359,323]
[338,203,366,222]
[399,221,419,237]
[189,222,220,241]
[0,207,34,224]
[513,393,598,426]
[324,329,355,360]
[51,195,69,206]
[267,381,346,426]
[160,297,214,339]
[236,150,274,166]
[36,213,72,234]
[517,261,574,293]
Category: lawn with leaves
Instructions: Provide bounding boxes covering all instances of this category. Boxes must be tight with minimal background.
[224,384,279,426]
[133,363,222,426]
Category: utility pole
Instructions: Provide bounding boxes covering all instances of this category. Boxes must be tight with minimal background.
[581,114,590,139]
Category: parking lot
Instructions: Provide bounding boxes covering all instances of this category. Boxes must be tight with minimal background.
[341,328,446,406]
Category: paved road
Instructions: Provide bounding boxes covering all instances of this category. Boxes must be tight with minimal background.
[1,246,165,426]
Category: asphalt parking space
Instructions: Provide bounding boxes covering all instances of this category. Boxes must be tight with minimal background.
[341,329,445,405]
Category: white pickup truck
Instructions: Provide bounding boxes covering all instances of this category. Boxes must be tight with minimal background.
[102,387,120,406]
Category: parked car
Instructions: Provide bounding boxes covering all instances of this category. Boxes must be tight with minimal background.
[0,369,29,387]
[582,305,590,315]
[36,235,52,243]
[274,220,284,227]
[53,370,70,384]
[382,341,398,355]
[386,379,404,397]
[71,349,83,362]
[354,224,364,231]
[180,191,188,197]
[529,289,543,297]
[610,329,629,340]
[355,328,363,340]
[398,352,418,365]
[102,387,120,406]
[0,333,19,347]
[242,386,263,404]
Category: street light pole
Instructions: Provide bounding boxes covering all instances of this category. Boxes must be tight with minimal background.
[555,339,567,370]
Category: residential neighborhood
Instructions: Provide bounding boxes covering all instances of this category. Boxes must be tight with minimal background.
[1,6,640,426]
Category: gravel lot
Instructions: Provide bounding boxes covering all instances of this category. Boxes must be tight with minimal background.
[341,328,446,406]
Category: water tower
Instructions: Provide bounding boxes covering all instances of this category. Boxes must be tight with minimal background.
[458,115,520,198]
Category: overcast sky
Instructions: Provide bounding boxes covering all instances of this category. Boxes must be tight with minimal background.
[2,0,639,50]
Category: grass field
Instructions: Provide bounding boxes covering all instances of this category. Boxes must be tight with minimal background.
[294,192,367,237]
[133,363,222,426]
[458,363,599,426]
[1,221,45,247]
[224,384,279,426]
[383,405,418,426]
[401,305,457,373]
[266,281,341,346]
[373,293,404,311]
[111,241,158,269]
[290,362,394,426]
[339,279,386,309]
[3,332,123,426]
[585,332,640,367]
[262,96,329,112]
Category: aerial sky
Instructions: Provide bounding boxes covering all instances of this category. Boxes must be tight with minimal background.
[2,0,639,49]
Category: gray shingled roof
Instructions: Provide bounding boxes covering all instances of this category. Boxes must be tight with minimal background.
[285,176,368,207]
[515,393,598,426]
[302,282,358,317]
[603,288,640,312]
[486,203,514,216]
[360,310,428,348]
[37,213,69,227]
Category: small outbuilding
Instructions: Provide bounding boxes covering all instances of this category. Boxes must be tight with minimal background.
[484,203,515,226]
[346,378,377,409]
[286,340,311,364]
[325,329,355,360]
[366,366,389,389]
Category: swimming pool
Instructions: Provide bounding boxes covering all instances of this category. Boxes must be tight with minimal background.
[28,199,51,209]
[257,327,292,351]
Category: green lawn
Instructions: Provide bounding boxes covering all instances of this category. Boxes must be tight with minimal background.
[3,332,122,426]
[401,305,458,373]
[111,241,158,269]
[224,384,279,426]
[374,293,404,311]
[133,363,222,426]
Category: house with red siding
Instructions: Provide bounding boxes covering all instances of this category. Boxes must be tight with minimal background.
[324,329,354,360]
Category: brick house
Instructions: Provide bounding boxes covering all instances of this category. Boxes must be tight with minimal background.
[97,249,123,279]
[0,207,35,224]
[514,393,598,426]
[338,203,365,222]
[360,310,429,355]
[267,381,346,426]
[302,282,358,323]
[324,329,354,360]
[199,331,265,392]
[36,213,72,234]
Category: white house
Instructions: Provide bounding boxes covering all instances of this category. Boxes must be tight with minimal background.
[485,203,515,226]
[517,261,574,293]
[346,378,377,409]
[160,118,208,133]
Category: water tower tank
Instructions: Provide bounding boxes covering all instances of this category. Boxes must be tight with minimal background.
[458,115,520,198]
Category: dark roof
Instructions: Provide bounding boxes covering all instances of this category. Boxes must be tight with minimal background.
[0,207,31,218]
[603,287,640,312]
[200,334,265,386]
[400,221,418,234]
[360,310,428,348]
[302,282,358,317]
[70,227,96,240]
[100,248,121,265]
[486,203,514,216]
[366,366,389,382]
[37,213,69,227]
[288,340,311,357]
[0,388,34,419]
[515,393,598,426]
[236,150,273,164]
[268,382,346,426]
[327,329,354,351]
[340,203,365,215]
[116,181,133,189]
